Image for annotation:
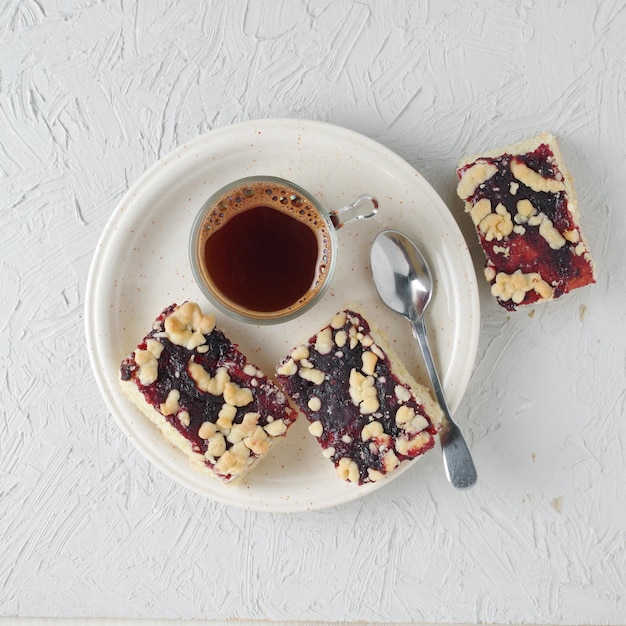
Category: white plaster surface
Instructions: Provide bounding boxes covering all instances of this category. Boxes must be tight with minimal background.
[1,0,625,624]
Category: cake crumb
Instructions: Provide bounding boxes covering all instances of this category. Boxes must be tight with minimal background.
[550,496,564,513]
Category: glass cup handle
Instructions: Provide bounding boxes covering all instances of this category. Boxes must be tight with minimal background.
[329,194,378,229]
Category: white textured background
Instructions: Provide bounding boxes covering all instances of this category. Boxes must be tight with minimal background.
[1,0,625,624]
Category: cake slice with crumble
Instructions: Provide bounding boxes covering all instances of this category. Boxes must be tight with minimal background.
[119,302,297,484]
[275,308,443,485]
[456,133,595,310]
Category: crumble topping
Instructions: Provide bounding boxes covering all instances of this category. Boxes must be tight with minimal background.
[491,269,554,305]
[456,161,498,198]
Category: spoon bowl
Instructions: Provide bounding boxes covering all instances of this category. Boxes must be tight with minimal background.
[370,229,477,490]
[370,229,433,319]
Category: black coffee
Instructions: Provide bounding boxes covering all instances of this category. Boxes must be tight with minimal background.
[197,180,332,315]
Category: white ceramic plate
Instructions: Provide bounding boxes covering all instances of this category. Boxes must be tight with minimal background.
[85,118,479,512]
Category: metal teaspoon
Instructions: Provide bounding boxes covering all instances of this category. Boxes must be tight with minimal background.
[370,229,477,489]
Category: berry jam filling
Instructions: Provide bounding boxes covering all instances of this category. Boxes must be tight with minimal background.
[458,142,594,310]
[276,311,439,484]
[120,304,293,478]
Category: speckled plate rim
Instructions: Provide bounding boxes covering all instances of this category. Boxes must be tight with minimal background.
[85,118,480,512]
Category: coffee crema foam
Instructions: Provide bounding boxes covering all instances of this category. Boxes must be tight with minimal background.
[197,180,333,316]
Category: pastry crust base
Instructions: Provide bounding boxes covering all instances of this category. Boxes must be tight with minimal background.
[276,306,444,485]
[119,302,296,486]
[457,133,594,309]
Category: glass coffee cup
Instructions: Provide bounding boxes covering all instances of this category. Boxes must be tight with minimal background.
[189,176,378,324]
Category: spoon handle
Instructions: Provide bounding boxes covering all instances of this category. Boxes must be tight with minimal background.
[410,316,477,490]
